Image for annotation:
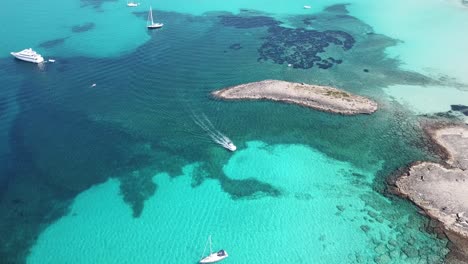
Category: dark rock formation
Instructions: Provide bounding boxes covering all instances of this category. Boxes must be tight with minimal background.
[219,15,280,29]
[229,43,242,50]
[451,105,468,116]
[39,37,68,48]
[258,26,354,69]
[72,22,95,33]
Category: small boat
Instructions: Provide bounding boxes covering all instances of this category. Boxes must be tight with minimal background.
[48,59,56,63]
[225,141,237,152]
[200,236,228,264]
[127,1,139,7]
[147,6,163,29]
[304,5,312,9]
[11,48,44,64]
[91,83,96,87]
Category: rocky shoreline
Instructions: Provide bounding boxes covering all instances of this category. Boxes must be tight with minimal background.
[393,124,468,263]
[211,80,378,115]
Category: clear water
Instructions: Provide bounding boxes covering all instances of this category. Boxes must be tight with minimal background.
[1,0,467,263]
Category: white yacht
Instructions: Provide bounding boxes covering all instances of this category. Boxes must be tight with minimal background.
[200,236,228,264]
[11,48,44,63]
[147,6,163,29]
[304,5,312,9]
[127,1,139,7]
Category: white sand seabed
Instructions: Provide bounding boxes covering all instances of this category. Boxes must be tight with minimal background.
[383,85,468,118]
[345,0,468,115]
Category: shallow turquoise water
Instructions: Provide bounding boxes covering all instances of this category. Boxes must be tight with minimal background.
[0,0,466,263]
[27,143,446,263]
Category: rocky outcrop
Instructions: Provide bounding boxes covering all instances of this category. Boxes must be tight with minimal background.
[212,80,378,115]
[395,125,468,263]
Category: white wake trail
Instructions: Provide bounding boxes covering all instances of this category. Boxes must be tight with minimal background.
[191,111,236,151]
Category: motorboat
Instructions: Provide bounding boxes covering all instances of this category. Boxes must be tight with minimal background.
[225,141,237,152]
[147,6,164,29]
[200,236,228,264]
[48,59,56,63]
[304,5,312,9]
[127,1,139,7]
[11,48,44,63]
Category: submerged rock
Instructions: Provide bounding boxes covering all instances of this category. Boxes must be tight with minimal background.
[72,22,95,33]
[229,43,242,50]
[219,15,280,29]
[258,26,354,69]
[39,37,68,49]
[451,105,468,116]
[360,225,370,233]
[402,246,419,258]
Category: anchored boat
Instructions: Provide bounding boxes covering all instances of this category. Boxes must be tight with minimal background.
[147,6,163,29]
[11,48,44,63]
[127,1,139,7]
[199,235,228,263]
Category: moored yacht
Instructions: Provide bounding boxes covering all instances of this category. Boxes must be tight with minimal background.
[147,6,163,29]
[11,48,44,63]
[127,1,139,7]
[199,236,228,264]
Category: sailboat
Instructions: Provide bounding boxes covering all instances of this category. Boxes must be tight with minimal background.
[199,235,228,263]
[127,1,139,7]
[147,6,163,29]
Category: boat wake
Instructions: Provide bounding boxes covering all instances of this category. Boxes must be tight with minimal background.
[191,112,236,152]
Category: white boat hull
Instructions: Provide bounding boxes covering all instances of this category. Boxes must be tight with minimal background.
[200,252,228,263]
[147,23,164,29]
[225,143,236,152]
[11,52,44,64]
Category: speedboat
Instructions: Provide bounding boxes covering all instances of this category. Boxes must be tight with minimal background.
[11,48,44,63]
[304,5,312,9]
[225,141,237,152]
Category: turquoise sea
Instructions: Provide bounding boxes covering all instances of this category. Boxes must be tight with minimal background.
[1,0,468,263]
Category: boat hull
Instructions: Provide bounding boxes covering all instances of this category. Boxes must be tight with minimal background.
[147,23,164,29]
[11,53,44,64]
[200,253,228,264]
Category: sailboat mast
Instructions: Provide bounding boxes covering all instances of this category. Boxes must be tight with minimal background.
[148,6,154,25]
[209,235,213,254]
[149,6,154,24]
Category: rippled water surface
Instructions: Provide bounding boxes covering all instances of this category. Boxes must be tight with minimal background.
[1,0,467,263]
